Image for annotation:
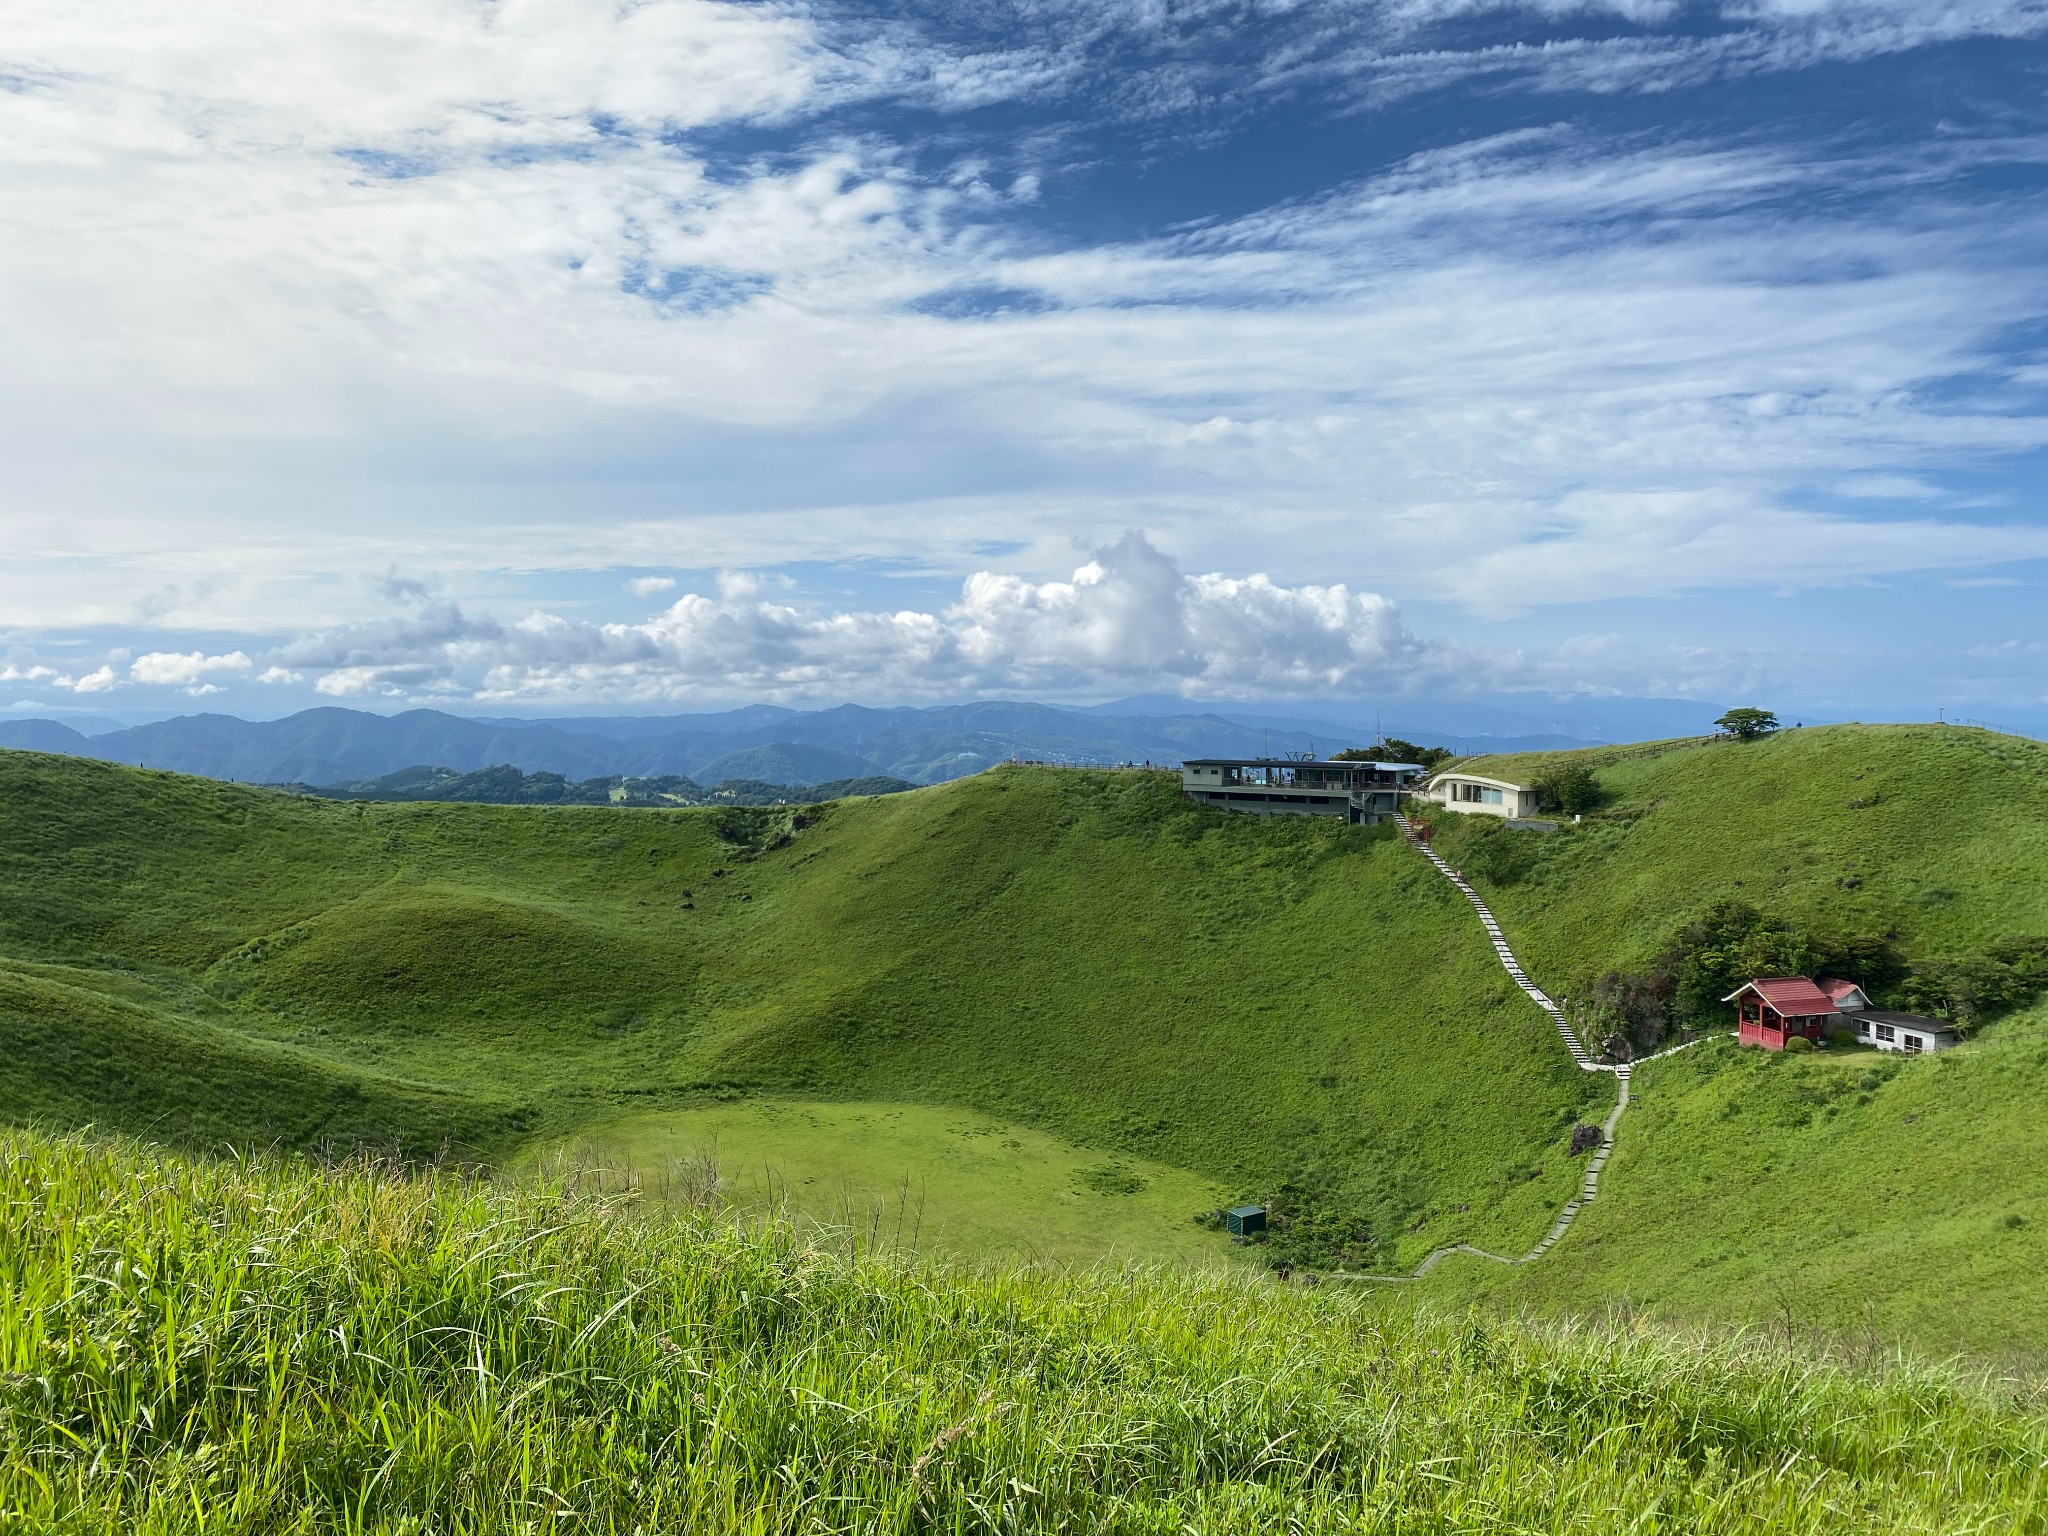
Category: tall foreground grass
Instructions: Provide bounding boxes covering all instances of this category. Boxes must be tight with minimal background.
[3,1130,2045,1533]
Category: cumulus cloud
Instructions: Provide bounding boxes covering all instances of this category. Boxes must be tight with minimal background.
[266,534,1447,702]
[0,661,118,692]
[128,650,254,689]
[625,575,678,597]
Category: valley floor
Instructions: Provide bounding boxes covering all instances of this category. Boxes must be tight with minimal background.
[527,1098,1233,1267]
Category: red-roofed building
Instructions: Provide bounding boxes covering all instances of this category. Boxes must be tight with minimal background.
[1819,977,1872,1012]
[1724,976,1838,1050]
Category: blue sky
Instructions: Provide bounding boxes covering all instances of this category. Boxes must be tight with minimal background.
[4,0,2047,726]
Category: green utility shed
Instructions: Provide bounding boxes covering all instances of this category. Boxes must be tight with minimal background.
[1226,1205,1267,1237]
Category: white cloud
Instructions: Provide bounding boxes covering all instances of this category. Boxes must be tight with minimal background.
[947,533,1431,693]
[8,0,832,144]
[128,649,254,689]
[1835,474,1942,499]
[2,0,2046,707]
[0,660,118,692]
[1264,0,2048,106]
[1430,491,2048,616]
[268,534,1446,702]
[313,668,398,698]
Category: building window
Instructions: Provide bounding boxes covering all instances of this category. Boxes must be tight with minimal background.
[1876,1023,1895,1042]
[1903,1035,1923,1053]
[1855,1018,1870,1036]
[1480,786,1503,805]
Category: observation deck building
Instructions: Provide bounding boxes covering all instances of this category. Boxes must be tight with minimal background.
[1179,757,1423,825]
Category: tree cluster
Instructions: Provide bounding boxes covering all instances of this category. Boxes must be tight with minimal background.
[1531,762,1604,816]
[1333,739,1455,770]
[1585,899,2047,1053]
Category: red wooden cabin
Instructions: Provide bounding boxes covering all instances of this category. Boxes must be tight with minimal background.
[1724,976,1836,1050]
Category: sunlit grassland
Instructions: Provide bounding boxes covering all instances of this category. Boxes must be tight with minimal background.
[529,1098,1234,1267]
[0,750,1602,1271]
[1436,723,2048,985]
[1414,724,2048,1350]
[1424,1007,2048,1357]
[5,1126,2046,1534]
[11,727,2048,1348]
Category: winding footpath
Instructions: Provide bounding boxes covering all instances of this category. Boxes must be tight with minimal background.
[1347,817,1707,1281]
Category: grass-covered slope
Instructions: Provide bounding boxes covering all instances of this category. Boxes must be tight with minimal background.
[0,750,1601,1267]
[1446,1009,2048,1357]
[1412,725,2048,1348]
[15,723,2048,1338]
[5,1127,2042,1535]
[0,958,527,1154]
[1432,724,2048,985]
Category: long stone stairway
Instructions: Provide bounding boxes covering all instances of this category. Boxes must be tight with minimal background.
[1345,815,1706,1280]
[1395,813,1594,1066]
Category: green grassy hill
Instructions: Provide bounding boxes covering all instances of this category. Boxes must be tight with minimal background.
[1431,725,2048,992]
[0,749,1600,1271]
[1409,725,2048,1351]
[1439,1009,2048,1358]
[4,1126,2040,1535]
[9,723,2048,1352]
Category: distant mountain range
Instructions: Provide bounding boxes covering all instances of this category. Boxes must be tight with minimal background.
[0,701,1623,789]
[285,764,918,808]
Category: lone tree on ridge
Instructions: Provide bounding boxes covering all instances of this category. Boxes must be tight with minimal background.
[1715,707,1780,741]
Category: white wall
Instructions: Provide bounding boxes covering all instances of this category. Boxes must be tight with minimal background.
[1430,776,1538,819]
[1850,1016,1959,1053]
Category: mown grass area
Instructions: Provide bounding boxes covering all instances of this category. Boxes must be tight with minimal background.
[1432,1007,2048,1358]
[0,750,1601,1270]
[535,1098,1233,1267]
[6,1126,2046,1535]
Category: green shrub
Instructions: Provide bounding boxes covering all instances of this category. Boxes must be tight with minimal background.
[1899,938,2048,1024]
[1532,761,1605,816]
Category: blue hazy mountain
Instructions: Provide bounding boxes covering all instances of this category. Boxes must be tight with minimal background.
[688,742,886,787]
[0,700,1614,787]
[0,719,98,756]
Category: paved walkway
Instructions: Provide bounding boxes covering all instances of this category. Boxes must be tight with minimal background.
[1342,818,1708,1281]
